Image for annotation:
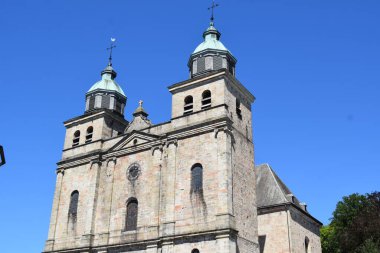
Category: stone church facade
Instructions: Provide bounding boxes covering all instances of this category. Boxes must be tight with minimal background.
[44,19,321,253]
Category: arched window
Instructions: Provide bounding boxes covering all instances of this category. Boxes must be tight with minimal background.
[125,198,138,231]
[85,126,93,143]
[69,191,79,220]
[192,249,200,253]
[236,98,242,119]
[184,96,194,115]
[201,90,211,109]
[305,236,309,253]
[191,164,203,194]
[72,131,80,147]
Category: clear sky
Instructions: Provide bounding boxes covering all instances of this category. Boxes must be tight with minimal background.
[0,0,379,252]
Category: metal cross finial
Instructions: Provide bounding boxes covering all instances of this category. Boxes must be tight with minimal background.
[107,38,116,66]
[208,0,219,23]
[138,100,143,108]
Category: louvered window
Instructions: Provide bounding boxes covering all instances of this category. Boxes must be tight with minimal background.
[213,56,223,70]
[184,96,193,115]
[85,126,93,143]
[201,90,211,109]
[72,131,80,147]
[197,57,205,73]
[89,96,95,110]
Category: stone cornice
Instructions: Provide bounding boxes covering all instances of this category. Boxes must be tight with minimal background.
[43,229,237,253]
[63,109,128,128]
[168,70,225,94]
[56,152,101,170]
[167,117,230,140]
[258,203,323,226]
[170,103,228,121]
[56,117,232,169]
[167,69,255,104]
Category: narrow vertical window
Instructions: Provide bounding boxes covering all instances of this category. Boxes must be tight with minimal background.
[201,90,211,109]
[126,198,138,231]
[259,235,266,253]
[191,164,203,194]
[184,96,194,115]
[236,99,242,119]
[72,131,80,147]
[69,191,79,220]
[305,237,309,253]
[85,126,93,143]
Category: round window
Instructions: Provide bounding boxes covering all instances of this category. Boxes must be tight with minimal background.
[128,163,141,181]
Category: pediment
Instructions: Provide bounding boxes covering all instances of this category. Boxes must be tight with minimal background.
[109,130,160,152]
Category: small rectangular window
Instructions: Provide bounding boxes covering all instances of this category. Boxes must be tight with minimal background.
[236,99,242,119]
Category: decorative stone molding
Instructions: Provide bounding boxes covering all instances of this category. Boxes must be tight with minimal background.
[106,157,117,166]
[214,126,233,138]
[106,157,116,178]
[165,139,178,148]
[151,145,163,156]
[90,159,102,170]
[56,167,65,175]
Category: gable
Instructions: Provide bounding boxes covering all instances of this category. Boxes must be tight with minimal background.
[108,130,160,152]
[256,163,301,207]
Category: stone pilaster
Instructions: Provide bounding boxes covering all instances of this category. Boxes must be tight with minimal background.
[44,168,65,251]
[146,242,159,253]
[161,241,174,253]
[151,145,163,229]
[82,160,102,246]
[160,140,177,236]
[215,127,233,216]
[95,157,116,245]
[216,234,234,253]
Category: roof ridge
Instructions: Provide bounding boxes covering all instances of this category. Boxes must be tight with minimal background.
[266,164,290,203]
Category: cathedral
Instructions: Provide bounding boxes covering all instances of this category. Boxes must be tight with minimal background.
[44,15,322,253]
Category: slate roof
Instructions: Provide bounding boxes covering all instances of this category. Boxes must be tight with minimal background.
[256,163,303,210]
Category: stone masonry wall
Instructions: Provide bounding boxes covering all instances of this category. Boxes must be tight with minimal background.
[257,211,290,253]
[289,206,322,253]
[225,74,258,252]
[171,77,225,118]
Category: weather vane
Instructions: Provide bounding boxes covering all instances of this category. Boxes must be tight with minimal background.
[208,0,219,23]
[107,37,116,66]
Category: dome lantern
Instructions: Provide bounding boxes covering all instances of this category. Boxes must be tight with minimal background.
[85,39,127,116]
[188,19,237,78]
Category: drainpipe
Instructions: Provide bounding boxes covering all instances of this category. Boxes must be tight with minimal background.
[286,205,293,252]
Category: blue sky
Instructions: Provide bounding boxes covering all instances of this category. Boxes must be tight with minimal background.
[0,0,379,252]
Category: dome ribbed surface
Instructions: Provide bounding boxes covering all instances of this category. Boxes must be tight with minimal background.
[87,79,125,96]
[87,65,125,96]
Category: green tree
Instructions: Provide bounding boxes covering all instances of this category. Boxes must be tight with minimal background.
[320,225,339,253]
[321,192,380,253]
[354,239,380,253]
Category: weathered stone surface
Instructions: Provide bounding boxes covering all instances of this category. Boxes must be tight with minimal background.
[44,69,321,253]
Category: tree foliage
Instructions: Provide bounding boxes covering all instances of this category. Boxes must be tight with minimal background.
[321,191,380,253]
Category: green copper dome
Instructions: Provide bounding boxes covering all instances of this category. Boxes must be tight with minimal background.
[188,21,237,78]
[192,23,231,55]
[87,65,126,97]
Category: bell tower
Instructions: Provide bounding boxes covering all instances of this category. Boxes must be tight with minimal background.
[45,6,259,253]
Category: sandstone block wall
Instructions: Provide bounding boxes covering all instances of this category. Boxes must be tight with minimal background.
[288,206,322,253]
[45,71,260,253]
[258,211,290,253]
